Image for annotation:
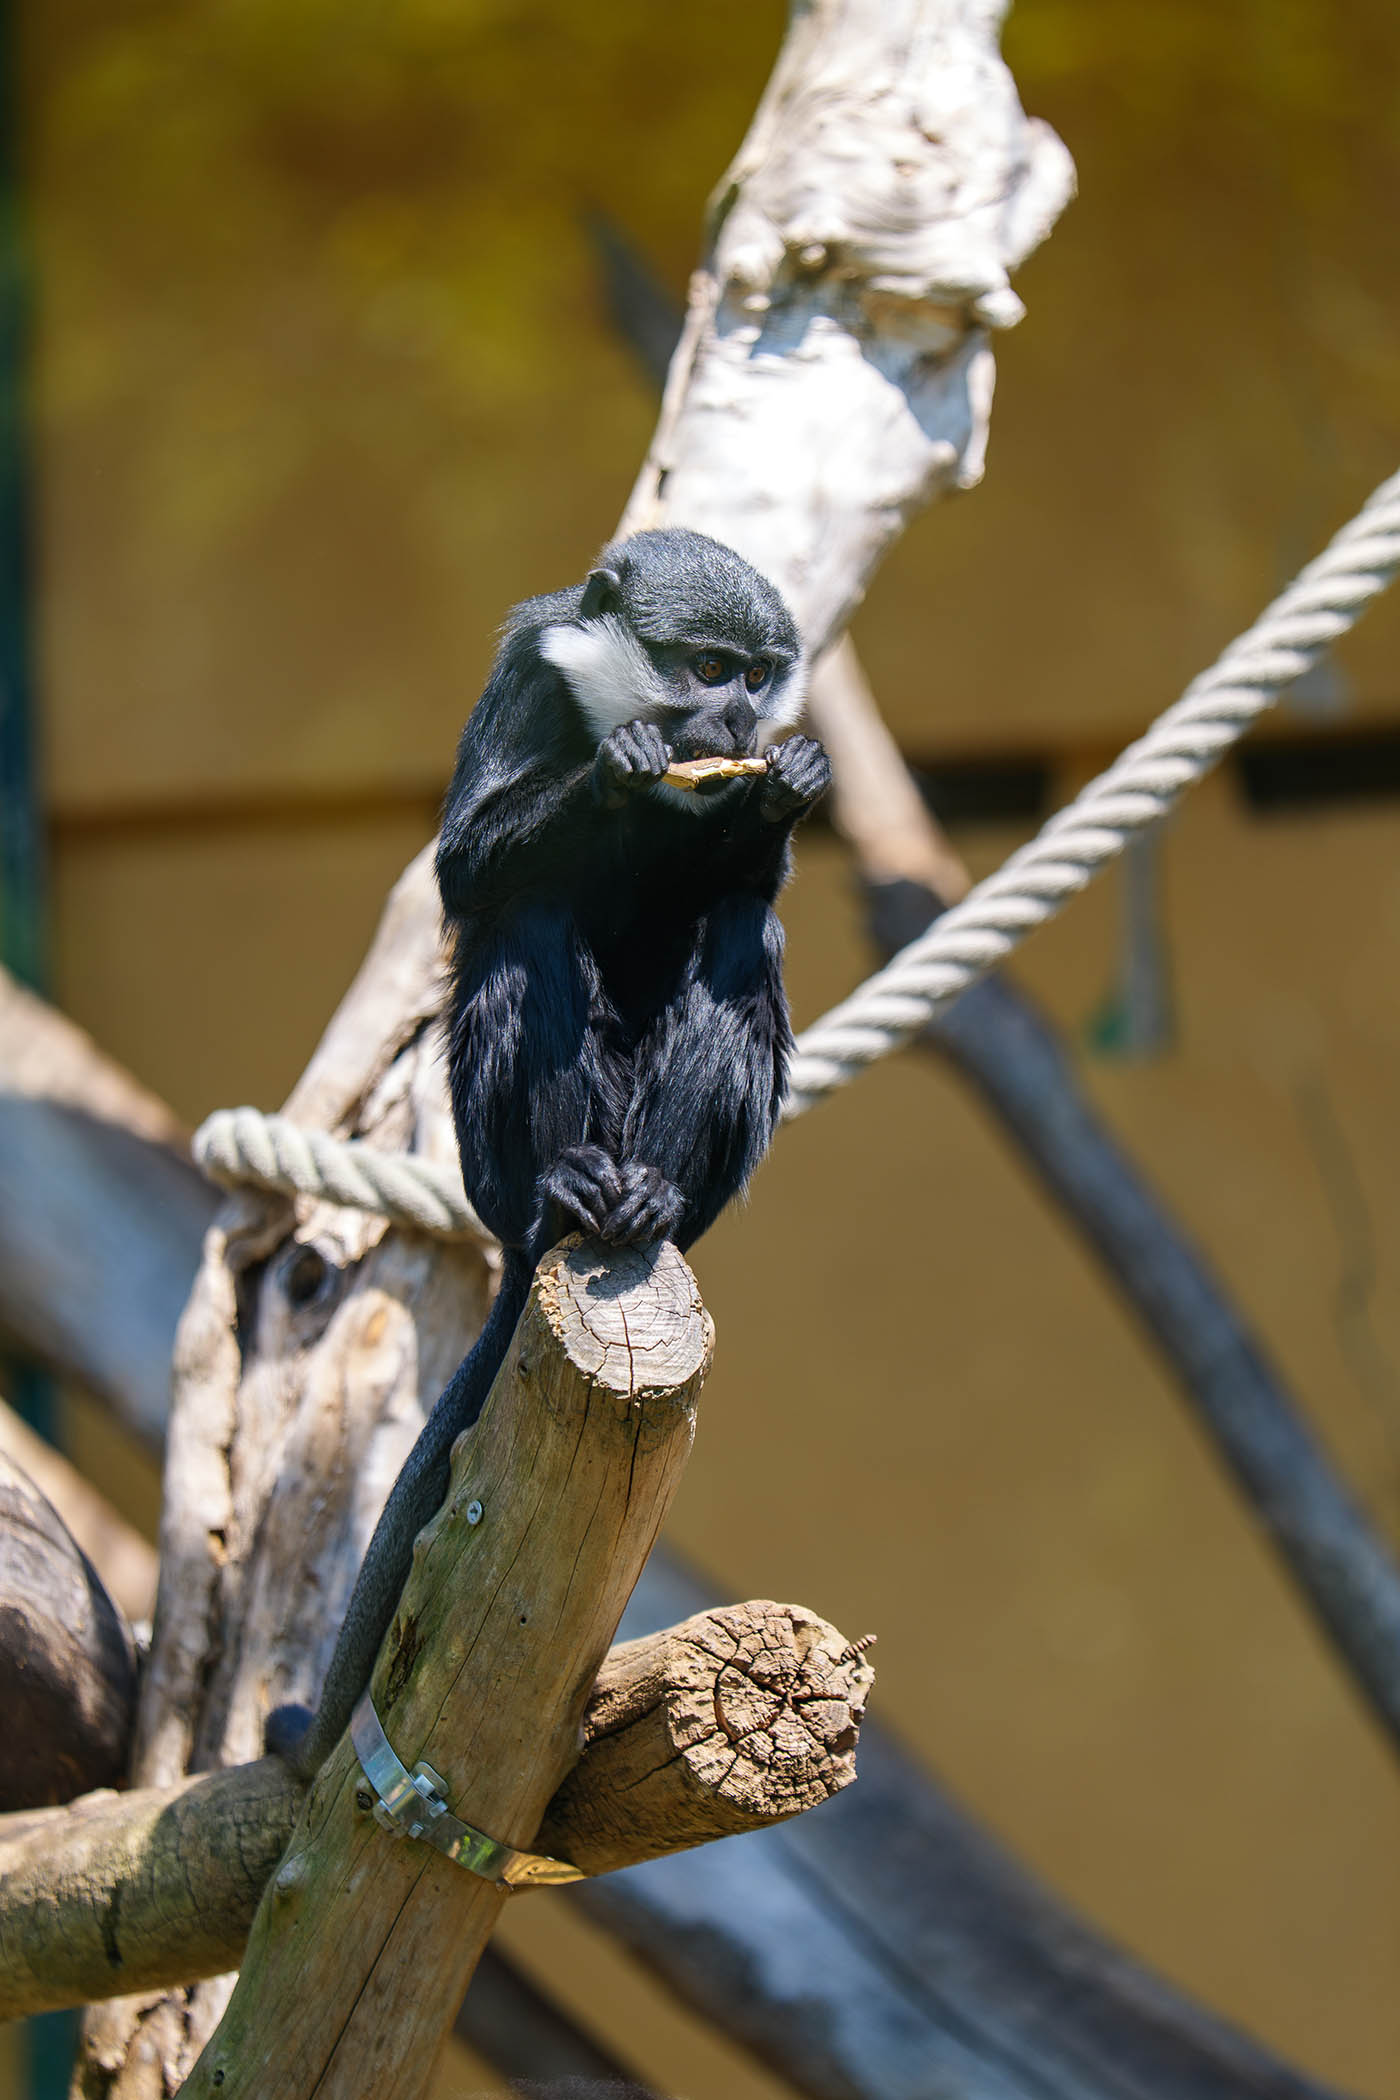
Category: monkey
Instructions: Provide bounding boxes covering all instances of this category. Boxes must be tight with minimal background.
[269,527,829,1778]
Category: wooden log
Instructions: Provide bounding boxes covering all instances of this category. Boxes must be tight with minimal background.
[179,1238,711,2100]
[0,1446,138,1809]
[536,1601,868,1873]
[0,1398,157,1626]
[0,1758,301,2017]
[0,963,216,1450]
[0,1600,867,2021]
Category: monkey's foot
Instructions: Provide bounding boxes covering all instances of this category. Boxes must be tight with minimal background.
[265,1701,317,1770]
[593,721,671,809]
[761,733,831,822]
[541,1144,625,1235]
[599,1163,686,1246]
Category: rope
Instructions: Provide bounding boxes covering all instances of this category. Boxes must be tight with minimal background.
[787,465,1400,1110]
[194,1106,485,1239]
[192,466,1400,1230]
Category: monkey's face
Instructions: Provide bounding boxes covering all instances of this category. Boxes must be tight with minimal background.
[650,644,772,759]
[539,528,807,760]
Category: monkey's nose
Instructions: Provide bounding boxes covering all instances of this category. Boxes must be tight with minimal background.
[723,697,759,751]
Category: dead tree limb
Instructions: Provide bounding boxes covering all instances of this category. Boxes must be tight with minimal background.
[0,1599,868,2022]
[0,1446,138,1809]
[587,1554,1355,2100]
[0,1397,156,1626]
[617,0,1074,649]
[807,640,1400,1754]
[179,1239,710,2100]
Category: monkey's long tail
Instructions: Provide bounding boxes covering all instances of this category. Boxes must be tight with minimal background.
[267,1248,533,1778]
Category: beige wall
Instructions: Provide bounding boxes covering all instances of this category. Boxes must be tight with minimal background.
[11,0,1400,2094]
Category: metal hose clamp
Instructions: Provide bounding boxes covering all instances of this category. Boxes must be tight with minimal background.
[350,1690,584,1891]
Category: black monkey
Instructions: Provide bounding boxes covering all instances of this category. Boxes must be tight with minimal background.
[270,528,829,1776]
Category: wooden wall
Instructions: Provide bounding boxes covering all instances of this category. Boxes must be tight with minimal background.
[9,1,1400,2094]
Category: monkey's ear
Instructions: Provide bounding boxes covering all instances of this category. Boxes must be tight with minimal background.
[580,566,623,619]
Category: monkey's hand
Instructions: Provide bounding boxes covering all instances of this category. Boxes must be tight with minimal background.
[541,1144,624,1234]
[600,1162,686,1246]
[541,1148,684,1247]
[593,721,671,810]
[760,734,831,824]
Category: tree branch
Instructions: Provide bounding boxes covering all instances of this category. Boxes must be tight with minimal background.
[807,640,1400,1755]
[179,1240,712,2100]
[0,1599,868,2024]
[0,1445,138,1809]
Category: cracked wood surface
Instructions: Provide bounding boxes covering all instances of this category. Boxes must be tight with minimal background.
[536,1601,871,1872]
[177,1238,708,2100]
[0,1600,867,2020]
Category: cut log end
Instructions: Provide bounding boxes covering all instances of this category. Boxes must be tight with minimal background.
[534,1236,715,1399]
[535,1600,874,1875]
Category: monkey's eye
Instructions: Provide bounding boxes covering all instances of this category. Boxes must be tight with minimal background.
[693,653,730,686]
[744,661,769,693]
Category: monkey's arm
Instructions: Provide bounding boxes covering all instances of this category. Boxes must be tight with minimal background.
[444,902,620,1249]
[620,893,793,1249]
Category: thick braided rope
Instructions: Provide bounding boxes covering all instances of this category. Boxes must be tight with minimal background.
[194,1106,485,1238]
[192,466,1400,1229]
[787,464,1400,1111]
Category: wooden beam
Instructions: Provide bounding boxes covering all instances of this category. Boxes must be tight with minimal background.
[0,1599,868,2022]
[179,1239,711,2100]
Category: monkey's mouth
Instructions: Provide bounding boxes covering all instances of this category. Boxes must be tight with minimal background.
[669,717,759,762]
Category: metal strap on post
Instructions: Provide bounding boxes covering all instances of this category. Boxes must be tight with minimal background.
[350,1692,584,1891]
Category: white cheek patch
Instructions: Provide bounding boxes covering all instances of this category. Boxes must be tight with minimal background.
[540,616,669,739]
[759,657,808,734]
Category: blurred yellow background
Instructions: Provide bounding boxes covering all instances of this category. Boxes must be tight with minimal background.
[6,0,1400,2094]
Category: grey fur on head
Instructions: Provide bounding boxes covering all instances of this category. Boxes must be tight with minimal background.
[540,528,807,742]
[596,528,801,662]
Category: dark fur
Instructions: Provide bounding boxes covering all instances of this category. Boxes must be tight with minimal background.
[270,530,827,1776]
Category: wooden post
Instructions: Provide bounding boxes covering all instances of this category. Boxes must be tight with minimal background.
[0,1601,871,2020]
[180,1236,710,2100]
